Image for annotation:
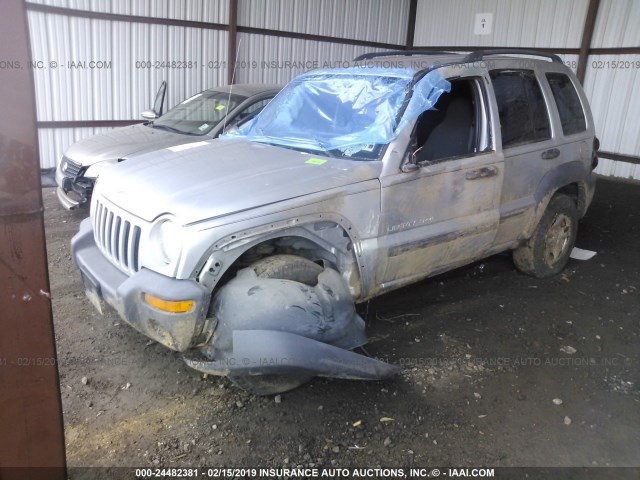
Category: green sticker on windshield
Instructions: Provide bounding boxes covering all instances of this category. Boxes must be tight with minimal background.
[305,158,327,165]
[215,104,226,111]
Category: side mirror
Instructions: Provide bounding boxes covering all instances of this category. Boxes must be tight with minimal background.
[222,123,239,135]
[401,146,422,173]
[141,110,158,120]
[153,80,167,116]
[142,81,168,120]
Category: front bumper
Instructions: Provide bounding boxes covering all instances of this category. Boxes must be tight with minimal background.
[71,218,210,352]
[55,167,94,210]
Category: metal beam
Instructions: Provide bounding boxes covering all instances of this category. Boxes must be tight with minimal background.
[412,45,581,55]
[598,151,640,166]
[590,47,640,55]
[26,2,228,31]
[236,26,403,50]
[227,0,238,84]
[405,0,418,49]
[577,0,601,84]
[0,1,66,479]
[37,120,144,129]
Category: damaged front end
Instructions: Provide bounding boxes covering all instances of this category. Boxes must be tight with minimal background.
[56,157,94,210]
[185,266,398,383]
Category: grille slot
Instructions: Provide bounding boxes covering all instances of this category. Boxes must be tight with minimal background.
[93,199,142,275]
[62,157,82,178]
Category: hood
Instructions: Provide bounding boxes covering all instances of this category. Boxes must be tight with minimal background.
[97,139,381,225]
[64,124,199,166]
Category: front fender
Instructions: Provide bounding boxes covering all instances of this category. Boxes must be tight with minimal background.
[195,215,365,298]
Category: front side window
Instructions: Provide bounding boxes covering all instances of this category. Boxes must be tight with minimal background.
[490,70,550,149]
[412,79,480,163]
[546,73,587,136]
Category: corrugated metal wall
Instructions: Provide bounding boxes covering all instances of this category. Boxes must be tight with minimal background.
[27,0,228,168]
[414,0,589,49]
[27,0,229,23]
[233,0,409,84]
[584,0,640,179]
[27,0,640,180]
[232,34,384,84]
[412,0,584,80]
[238,0,408,45]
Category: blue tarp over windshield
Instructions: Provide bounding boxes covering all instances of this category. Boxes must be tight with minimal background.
[222,67,450,155]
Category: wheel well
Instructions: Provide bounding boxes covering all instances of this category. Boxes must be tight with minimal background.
[218,236,329,287]
[201,224,363,298]
[556,182,586,214]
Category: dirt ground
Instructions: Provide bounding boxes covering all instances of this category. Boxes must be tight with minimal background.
[44,177,639,477]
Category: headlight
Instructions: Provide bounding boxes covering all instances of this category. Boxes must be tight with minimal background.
[150,218,182,264]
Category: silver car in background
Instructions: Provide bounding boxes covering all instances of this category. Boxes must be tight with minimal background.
[56,83,281,210]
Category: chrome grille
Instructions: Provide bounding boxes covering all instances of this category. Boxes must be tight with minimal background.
[93,199,141,275]
[61,156,82,178]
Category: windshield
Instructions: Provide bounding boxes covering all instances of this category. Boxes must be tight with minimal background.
[222,68,450,160]
[153,91,246,135]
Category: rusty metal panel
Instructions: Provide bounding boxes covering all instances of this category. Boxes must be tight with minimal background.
[0,0,66,478]
[238,0,409,45]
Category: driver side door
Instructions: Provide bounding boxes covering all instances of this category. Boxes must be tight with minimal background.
[376,75,503,293]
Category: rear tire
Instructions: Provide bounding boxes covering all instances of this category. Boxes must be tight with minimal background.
[513,194,578,278]
[228,255,322,395]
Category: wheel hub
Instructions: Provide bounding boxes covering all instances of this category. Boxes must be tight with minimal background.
[543,213,572,266]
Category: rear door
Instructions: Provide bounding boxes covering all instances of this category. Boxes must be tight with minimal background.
[489,67,558,246]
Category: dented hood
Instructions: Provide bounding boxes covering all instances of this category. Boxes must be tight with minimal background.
[64,124,198,166]
[97,139,381,225]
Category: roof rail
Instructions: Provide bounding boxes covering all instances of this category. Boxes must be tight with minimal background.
[354,50,460,61]
[462,49,563,64]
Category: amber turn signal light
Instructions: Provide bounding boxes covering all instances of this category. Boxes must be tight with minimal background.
[143,293,195,313]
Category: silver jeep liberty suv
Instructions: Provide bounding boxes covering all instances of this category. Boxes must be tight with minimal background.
[72,49,598,394]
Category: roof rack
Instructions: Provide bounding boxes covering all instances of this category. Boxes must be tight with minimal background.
[462,49,563,64]
[354,50,460,61]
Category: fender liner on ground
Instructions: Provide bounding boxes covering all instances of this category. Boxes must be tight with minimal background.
[185,329,400,380]
[184,266,399,380]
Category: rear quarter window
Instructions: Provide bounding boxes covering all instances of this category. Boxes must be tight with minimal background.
[546,73,587,136]
[489,70,551,149]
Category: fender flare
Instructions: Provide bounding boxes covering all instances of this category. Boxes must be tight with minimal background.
[530,161,590,234]
[195,214,368,298]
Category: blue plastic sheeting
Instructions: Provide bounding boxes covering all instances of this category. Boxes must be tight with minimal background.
[222,68,450,156]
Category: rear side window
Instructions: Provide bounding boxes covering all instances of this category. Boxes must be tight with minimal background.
[546,73,587,136]
[489,70,550,148]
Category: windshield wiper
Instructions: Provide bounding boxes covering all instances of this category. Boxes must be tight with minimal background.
[310,136,338,158]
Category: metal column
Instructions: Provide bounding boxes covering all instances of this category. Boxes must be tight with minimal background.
[0,0,67,479]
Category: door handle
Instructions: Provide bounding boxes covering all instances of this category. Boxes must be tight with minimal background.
[466,166,498,180]
[541,148,560,160]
